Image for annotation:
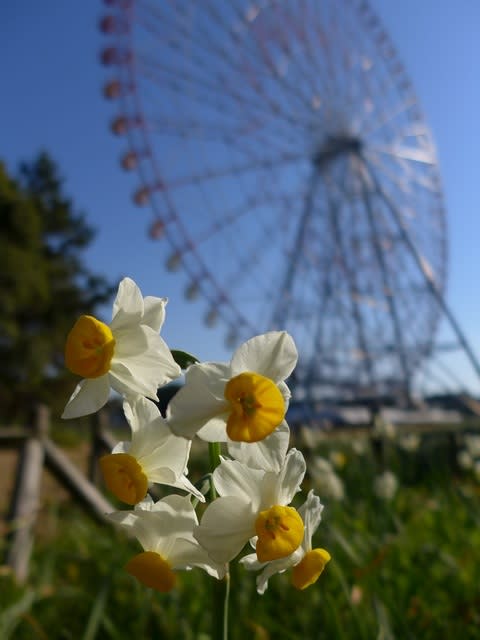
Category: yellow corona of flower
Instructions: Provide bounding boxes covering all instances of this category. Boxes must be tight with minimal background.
[255,505,304,562]
[291,548,331,590]
[65,315,115,378]
[168,331,297,443]
[240,490,330,594]
[126,551,176,593]
[107,495,225,594]
[224,372,285,442]
[62,278,181,419]
[100,453,148,505]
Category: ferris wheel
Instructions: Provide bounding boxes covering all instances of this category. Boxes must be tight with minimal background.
[99,0,455,404]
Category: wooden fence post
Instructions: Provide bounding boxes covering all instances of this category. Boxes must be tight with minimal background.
[89,408,110,485]
[6,404,49,583]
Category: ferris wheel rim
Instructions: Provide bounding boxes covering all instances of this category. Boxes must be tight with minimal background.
[100,0,449,398]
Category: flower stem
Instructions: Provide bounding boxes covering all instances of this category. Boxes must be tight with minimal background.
[208,441,221,500]
[208,442,230,640]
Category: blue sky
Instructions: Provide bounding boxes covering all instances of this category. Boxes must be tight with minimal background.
[1,1,479,394]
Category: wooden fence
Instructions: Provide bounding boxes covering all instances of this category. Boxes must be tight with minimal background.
[1,405,116,584]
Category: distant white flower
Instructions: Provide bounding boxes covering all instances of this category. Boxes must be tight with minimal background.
[329,450,347,469]
[63,277,181,419]
[194,449,306,564]
[373,470,398,500]
[100,396,204,505]
[372,415,396,440]
[351,437,369,456]
[474,460,480,482]
[240,490,331,594]
[309,457,345,501]
[464,435,480,458]
[167,331,297,443]
[298,426,323,450]
[398,433,421,453]
[457,449,473,470]
[108,495,225,592]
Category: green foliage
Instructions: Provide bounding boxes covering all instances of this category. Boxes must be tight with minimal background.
[2,438,480,639]
[171,350,200,370]
[0,152,115,420]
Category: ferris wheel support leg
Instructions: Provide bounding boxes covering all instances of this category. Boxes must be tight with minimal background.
[362,155,480,386]
[320,169,378,391]
[357,161,412,399]
[270,171,320,328]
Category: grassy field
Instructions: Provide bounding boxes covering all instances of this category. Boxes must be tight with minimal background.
[1,425,480,639]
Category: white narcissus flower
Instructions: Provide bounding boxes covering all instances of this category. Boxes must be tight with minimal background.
[240,490,331,594]
[62,277,181,419]
[100,396,204,505]
[167,331,298,443]
[309,457,345,501]
[373,470,399,500]
[108,495,226,593]
[194,448,306,564]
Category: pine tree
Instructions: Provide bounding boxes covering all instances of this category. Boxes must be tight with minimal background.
[0,152,115,420]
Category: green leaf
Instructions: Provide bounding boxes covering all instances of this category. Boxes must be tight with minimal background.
[170,349,199,369]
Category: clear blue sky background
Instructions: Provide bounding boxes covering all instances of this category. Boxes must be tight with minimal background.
[1,1,479,392]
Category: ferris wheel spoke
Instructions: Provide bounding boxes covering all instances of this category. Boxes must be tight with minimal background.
[146,112,301,159]
[362,95,418,139]
[136,5,304,131]
[218,2,331,124]
[368,144,436,165]
[193,190,302,249]
[137,51,306,146]
[155,150,304,192]
[174,0,314,132]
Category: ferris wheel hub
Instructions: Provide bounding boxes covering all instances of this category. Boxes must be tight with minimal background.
[312,135,363,170]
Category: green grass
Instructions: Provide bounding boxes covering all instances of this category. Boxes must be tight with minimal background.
[2,432,480,639]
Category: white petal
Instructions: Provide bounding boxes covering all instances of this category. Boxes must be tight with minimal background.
[270,448,306,506]
[167,362,230,439]
[62,376,110,419]
[166,474,206,503]
[107,510,159,551]
[196,415,230,442]
[244,549,304,595]
[169,537,226,578]
[113,494,198,554]
[194,496,255,563]
[135,494,155,511]
[142,296,167,331]
[114,326,180,387]
[125,398,190,479]
[227,421,290,472]
[230,332,298,382]
[111,277,144,328]
[112,441,128,454]
[150,494,198,522]
[123,395,161,434]
[298,490,324,552]
[238,552,263,572]
[111,331,180,399]
[278,380,292,403]
[213,458,264,508]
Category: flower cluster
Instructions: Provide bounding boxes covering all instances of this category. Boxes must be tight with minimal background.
[63,277,330,594]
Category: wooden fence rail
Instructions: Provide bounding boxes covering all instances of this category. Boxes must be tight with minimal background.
[2,405,115,584]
